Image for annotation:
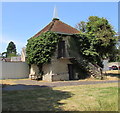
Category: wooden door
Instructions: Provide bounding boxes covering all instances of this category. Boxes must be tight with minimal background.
[68,64,74,80]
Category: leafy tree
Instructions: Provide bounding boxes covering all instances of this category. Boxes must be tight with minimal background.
[26,31,61,69]
[109,35,120,62]
[76,21,86,32]
[73,33,102,66]
[6,41,17,57]
[76,16,117,67]
[86,16,116,59]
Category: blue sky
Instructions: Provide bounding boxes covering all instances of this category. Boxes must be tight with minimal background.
[1,2,118,54]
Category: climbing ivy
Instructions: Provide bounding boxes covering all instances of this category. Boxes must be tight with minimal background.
[26,31,61,66]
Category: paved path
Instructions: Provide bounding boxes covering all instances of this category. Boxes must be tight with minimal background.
[2,80,119,91]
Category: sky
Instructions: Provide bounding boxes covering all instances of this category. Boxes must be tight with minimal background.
[1,2,118,54]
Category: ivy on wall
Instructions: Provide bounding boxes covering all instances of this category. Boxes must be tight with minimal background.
[26,31,61,66]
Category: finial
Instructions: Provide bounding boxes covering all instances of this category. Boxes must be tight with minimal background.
[53,5,59,20]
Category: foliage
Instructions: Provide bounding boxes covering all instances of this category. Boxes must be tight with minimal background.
[86,16,116,59]
[68,35,92,78]
[111,35,120,62]
[6,41,17,57]
[76,16,117,67]
[109,45,120,62]
[70,33,102,67]
[26,31,61,66]
[76,21,86,32]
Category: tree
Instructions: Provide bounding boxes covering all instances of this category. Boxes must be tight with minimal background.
[76,16,117,67]
[6,41,17,57]
[86,16,116,58]
[76,21,86,32]
[109,34,120,62]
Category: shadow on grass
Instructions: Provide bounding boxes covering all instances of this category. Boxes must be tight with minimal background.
[2,84,72,111]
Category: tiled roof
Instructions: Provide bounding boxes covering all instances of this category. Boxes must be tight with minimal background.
[33,19,80,38]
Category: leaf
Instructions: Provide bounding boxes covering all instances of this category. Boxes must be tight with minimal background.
[26,31,60,65]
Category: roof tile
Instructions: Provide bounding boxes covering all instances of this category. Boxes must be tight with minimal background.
[33,19,80,37]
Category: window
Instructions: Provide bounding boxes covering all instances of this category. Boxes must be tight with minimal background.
[58,41,65,58]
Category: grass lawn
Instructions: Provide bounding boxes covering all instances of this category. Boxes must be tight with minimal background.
[2,83,119,111]
[105,70,120,74]
[1,78,29,85]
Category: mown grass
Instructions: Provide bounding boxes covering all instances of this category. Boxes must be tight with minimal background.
[2,83,119,111]
[1,78,29,85]
[105,70,120,74]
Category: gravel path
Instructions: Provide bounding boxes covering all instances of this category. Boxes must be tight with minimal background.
[2,80,119,91]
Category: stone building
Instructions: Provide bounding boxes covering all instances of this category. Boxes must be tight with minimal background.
[28,17,83,81]
[27,9,102,81]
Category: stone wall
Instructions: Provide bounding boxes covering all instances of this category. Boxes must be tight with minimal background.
[108,62,120,67]
[42,36,73,81]
[29,64,40,78]
[1,61,29,79]
[42,58,72,81]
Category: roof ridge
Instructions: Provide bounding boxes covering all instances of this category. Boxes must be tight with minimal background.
[48,21,55,31]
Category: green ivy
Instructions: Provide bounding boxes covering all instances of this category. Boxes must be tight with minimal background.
[26,31,61,66]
